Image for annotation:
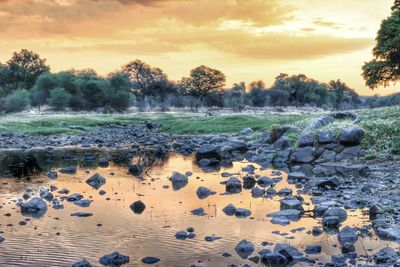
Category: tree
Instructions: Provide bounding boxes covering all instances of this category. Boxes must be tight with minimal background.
[6,49,50,89]
[247,80,265,91]
[328,79,359,109]
[48,88,71,110]
[4,89,30,113]
[30,73,60,109]
[121,60,167,95]
[181,65,226,101]
[362,1,400,88]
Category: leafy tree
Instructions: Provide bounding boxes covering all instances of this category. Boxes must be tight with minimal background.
[79,80,108,109]
[30,73,60,109]
[362,1,400,88]
[181,65,226,101]
[328,79,359,109]
[48,88,71,110]
[6,49,50,89]
[121,60,167,95]
[4,89,30,113]
[107,73,132,111]
[247,80,265,91]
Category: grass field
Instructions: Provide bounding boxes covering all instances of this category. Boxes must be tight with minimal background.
[0,106,399,156]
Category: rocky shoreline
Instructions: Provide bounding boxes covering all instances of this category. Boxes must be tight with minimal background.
[1,121,400,266]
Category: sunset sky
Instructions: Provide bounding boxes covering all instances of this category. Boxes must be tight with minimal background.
[0,0,397,96]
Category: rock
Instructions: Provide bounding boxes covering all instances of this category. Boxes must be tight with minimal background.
[251,187,264,198]
[339,127,364,146]
[141,257,160,264]
[39,188,54,201]
[338,226,358,246]
[235,208,251,218]
[376,227,400,241]
[47,170,58,179]
[277,188,292,196]
[298,134,315,147]
[204,236,222,242]
[267,209,302,221]
[18,197,48,218]
[280,198,303,210]
[287,172,309,182]
[257,176,273,187]
[86,173,106,190]
[273,137,291,150]
[271,217,290,226]
[196,145,221,159]
[335,146,361,161]
[59,166,77,174]
[72,259,92,267]
[170,172,188,191]
[373,247,397,264]
[196,186,216,199]
[130,200,146,214]
[318,130,336,144]
[315,149,336,163]
[235,240,255,259]
[290,147,314,163]
[0,236,4,243]
[240,128,254,135]
[322,216,341,228]
[71,212,93,217]
[331,254,346,264]
[128,164,143,176]
[74,199,91,208]
[274,244,302,262]
[225,177,242,194]
[191,208,206,216]
[222,204,237,216]
[98,160,109,168]
[99,252,129,266]
[305,245,321,254]
[323,207,347,223]
[175,231,188,240]
[260,252,288,266]
[315,176,341,189]
[67,193,83,202]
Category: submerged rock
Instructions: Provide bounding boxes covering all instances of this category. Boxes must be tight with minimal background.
[86,173,106,190]
[141,257,160,264]
[99,252,129,266]
[71,212,93,217]
[225,177,242,194]
[222,203,237,216]
[18,197,48,218]
[74,199,91,208]
[170,172,188,191]
[72,259,92,267]
[191,208,206,216]
[59,166,77,174]
[130,200,146,214]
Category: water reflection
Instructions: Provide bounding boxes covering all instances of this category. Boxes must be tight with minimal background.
[0,152,397,267]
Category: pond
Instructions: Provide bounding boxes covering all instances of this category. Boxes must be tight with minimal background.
[0,150,398,266]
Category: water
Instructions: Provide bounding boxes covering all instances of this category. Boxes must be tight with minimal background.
[0,151,398,266]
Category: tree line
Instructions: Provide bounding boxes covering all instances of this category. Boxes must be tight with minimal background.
[0,49,366,113]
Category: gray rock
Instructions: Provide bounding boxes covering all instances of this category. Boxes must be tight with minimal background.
[315,176,341,189]
[74,199,91,208]
[339,127,364,146]
[373,247,398,264]
[225,177,242,194]
[71,212,93,217]
[260,252,288,266]
[67,193,83,202]
[290,147,314,163]
[273,137,291,150]
[175,231,188,240]
[170,172,188,191]
[240,128,254,135]
[267,209,302,221]
[235,208,251,218]
[130,200,146,214]
[257,176,273,187]
[59,166,77,174]
[338,226,358,246]
[280,198,303,210]
[141,257,160,264]
[251,187,264,198]
[86,173,106,190]
[47,170,58,179]
[191,208,206,216]
[222,204,237,216]
[274,244,302,262]
[322,216,341,228]
[18,197,48,218]
[323,207,347,222]
[99,252,129,266]
[128,164,143,176]
[305,245,321,254]
[196,145,221,159]
[196,186,216,199]
[235,240,255,259]
[298,133,315,147]
[318,130,336,144]
[287,172,308,182]
[72,259,92,267]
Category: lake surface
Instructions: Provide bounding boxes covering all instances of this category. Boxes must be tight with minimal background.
[0,151,398,266]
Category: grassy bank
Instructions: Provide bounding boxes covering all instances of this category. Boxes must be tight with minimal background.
[0,106,399,156]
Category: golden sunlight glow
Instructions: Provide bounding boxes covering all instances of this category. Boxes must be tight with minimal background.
[0,0,397,95]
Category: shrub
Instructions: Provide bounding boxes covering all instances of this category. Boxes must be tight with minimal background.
[4,89,30,113]
[48,88,71,110]
[108,90,132,112]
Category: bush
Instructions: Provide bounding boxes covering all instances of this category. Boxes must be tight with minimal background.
[108,90,132,112]
[48,88,71,110]
[4,89,30,113]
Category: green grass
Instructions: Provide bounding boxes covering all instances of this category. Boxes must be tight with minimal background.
[0,106,399,157]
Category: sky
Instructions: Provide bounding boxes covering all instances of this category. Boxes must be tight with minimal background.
[0,0,397,96]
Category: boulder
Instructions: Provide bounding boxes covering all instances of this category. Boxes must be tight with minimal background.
[225,177,242,194]
[170,172,188,191]
[315,176,341,189]
[235,240,255,259]
[234,208,251,218]
[323,207,347,223]
[72,259,92,267]
[59,166,77,174]
[71,212,93,217]
[86,173,106,190]
[298,133,315,147]
[141,257,160,264]
[339,127,364,146]
[338,226,358,246]
[373,247,398,264]
[18,197,48,218]
[74,199,91,208]
[260,252,288,266]
[47,170,58,179]
[267,209,302,221]
[222,204,237,216]
[240,128,254,135]
[128,164,143,176]
[196,145,221,159]
[280,198,303,210]
[318,130,336,144]
[289,147,314,163]
[274,244,302,262]
[273,137,291,150]
[305,245,321,254]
